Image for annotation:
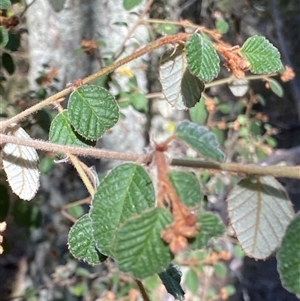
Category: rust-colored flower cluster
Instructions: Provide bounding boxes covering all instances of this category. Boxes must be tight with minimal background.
[155,143,199,254]
[81,39,98,55]
[215,43,251,78]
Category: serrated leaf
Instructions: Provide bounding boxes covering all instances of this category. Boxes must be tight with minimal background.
[123,0,142,10]
[114,207,173,279]
[159,49,204,110]
[277,214,300,295]
[189,95,208,124]
[2,52,15,75]
[159,264,185,300]
[68,85,119,140]
[49,110,89,147]
[90,163,155,256]
[68,214,107,265]
[268,78,284,97]
[0,184,10,222]
[169,171,203,207]
[0,0,11,9]
[176,120,225,162]
[227,176,294,259]
[185,268,199,294]
[185,33,220,82]
[2,127,40,201]
[0,26,9,47]
[241,36,283,74]
[190,212,225,249]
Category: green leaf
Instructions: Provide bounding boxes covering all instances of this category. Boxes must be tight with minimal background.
[169,171,203,207]
[159,49,204,110]
[241,36,283,74]
[5,33,20,51]
[0,0,11,9]
[227,176,294,259]
[216,18,229,34]
[277,214,300,295]
[159,264,185,300]
[2,52,14,74]
[0,26,9,47]
[68,214,107,265]
[90,163,155,256]
[123,0,142,10]
[185,268,199,294]
[157,23,177,35]
[13,200,42,228]
[214,262,227,277]
[185,33,220,82]
[68,85,119,140]
[0,184,10,222]
[68,205,84,219]
[218,104,231,114]
[130,92,148,112]
[190,212,225,249]
[268,78,284,97]
[224,284,236,296]
[49,110,89,147]
[68,282,88,297]
[114,207,173,279]
[176,120,225,162]
[189,95,208,124]
[39,156,55,174]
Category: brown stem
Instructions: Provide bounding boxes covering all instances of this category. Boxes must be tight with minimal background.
[171,158,300,179]
[1,133,299,179]
[0,33,190,132]
[0,133,150,162]
[135,279,151,301]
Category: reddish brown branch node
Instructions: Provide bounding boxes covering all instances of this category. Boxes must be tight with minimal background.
[154,141,199,254]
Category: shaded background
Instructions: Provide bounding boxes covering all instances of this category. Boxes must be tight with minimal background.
[0,0,299,300]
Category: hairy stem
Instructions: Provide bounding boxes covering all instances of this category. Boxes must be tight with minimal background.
[69,155,95,197]
[170,158,300,179]
[1,133,299,179]
[0,32,189,132]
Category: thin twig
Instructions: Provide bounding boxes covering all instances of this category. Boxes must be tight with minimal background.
[0,133,150,162]
[0,133,299,179]
[113,0,155,60]
[170,158,300,179]
[135,279,151,301]
[0,33,189,132]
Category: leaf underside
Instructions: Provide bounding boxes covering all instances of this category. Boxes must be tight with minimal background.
[160,49,204,110]
[2,127,40,201]
[227,176,294,259]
